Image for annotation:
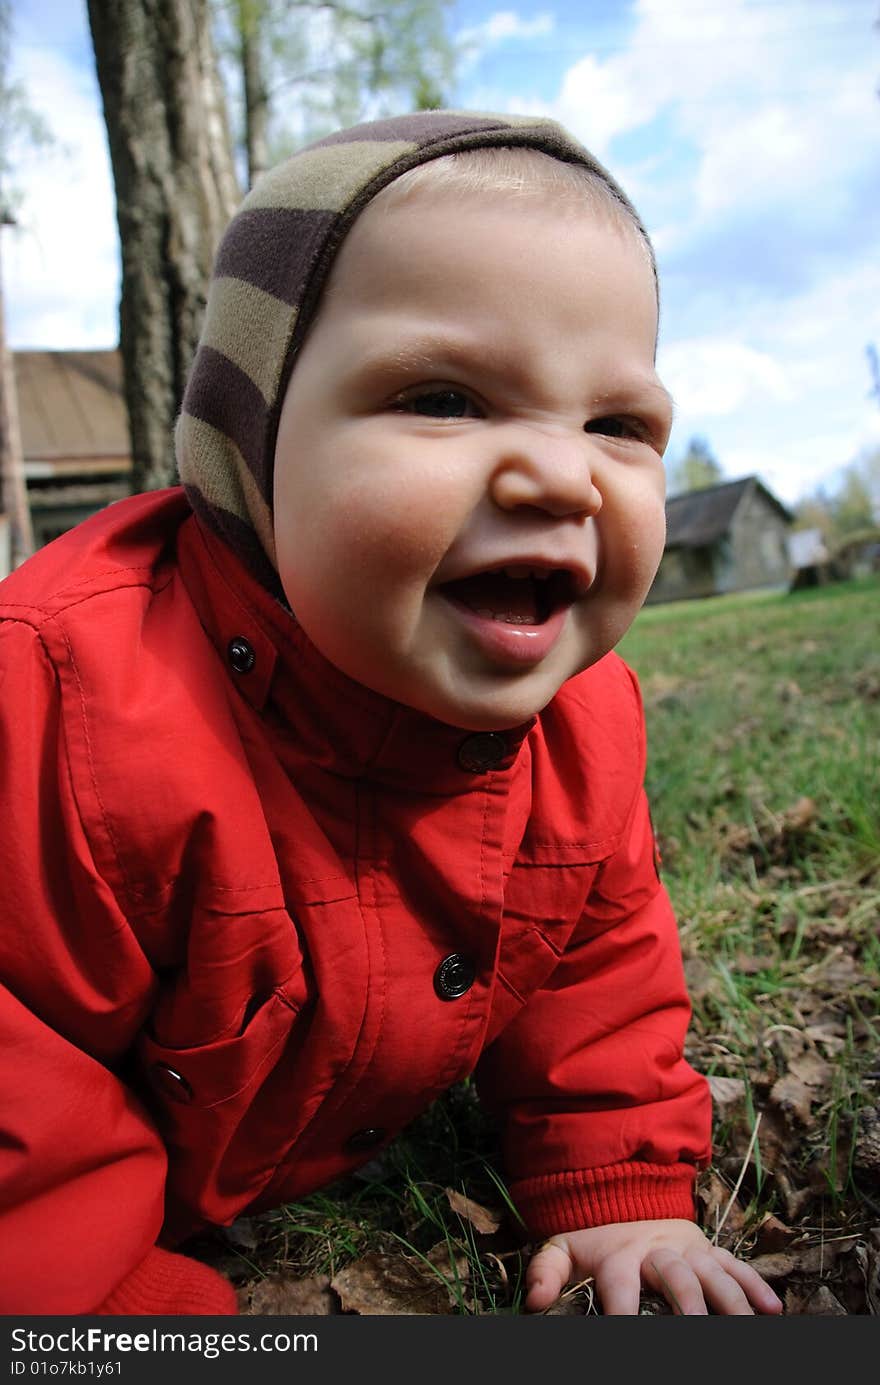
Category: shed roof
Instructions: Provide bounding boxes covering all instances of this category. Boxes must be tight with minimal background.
[14,350,130,474]
[665,476,792,549]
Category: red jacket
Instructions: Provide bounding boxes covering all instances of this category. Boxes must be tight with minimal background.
[0,490,711,1314]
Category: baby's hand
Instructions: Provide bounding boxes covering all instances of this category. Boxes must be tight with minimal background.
[525,1219,784,1316]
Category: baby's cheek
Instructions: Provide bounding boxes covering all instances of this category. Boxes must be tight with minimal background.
[336,489,451,580]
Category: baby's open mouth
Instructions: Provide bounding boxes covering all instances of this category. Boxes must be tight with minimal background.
[438,566,578,626]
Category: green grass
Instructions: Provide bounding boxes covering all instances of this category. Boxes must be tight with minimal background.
[222,577,880,1314]
[619,578,880,1232]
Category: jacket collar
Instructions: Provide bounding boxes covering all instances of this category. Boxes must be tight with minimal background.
[177,513,534,793]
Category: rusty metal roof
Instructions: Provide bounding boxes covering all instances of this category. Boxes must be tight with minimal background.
[14,350,131,475]
[665,476,792,549]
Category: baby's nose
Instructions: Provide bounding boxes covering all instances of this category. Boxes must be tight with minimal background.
[489,425,602,519]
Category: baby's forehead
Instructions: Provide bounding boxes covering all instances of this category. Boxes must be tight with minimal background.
[368,145,641,230]
[321,177,655,325]
[335,149,656,300]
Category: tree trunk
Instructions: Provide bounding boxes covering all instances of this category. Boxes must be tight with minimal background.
[0,223,33,567]
[236,0,270,186]
[87,0,240,491]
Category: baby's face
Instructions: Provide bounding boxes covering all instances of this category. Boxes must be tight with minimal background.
[273,187,671,730]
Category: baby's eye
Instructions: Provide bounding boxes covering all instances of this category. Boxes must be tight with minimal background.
[394,389,480,419]
[584,415,643,440]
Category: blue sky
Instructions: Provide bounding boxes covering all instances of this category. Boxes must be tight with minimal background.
[5,0,880,508]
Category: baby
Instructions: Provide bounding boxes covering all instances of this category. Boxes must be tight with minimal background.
[0,111,782,1316]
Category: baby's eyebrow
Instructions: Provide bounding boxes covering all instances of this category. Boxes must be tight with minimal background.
[582,376,675,419]
[634,379,676,417]
[356,335,484,375]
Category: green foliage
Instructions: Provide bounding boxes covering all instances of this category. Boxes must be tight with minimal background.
[666,435,724,496]
[832,453,879,536]
[0,0,54,218]
[794,447,880,544]
[213,0,457,178]
[619,579,879,1153]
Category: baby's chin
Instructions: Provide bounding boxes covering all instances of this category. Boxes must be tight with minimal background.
[402,677,575,734]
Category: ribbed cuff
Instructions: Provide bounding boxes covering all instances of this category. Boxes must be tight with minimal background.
[95,1246,239,1316]
[511,1161,699,1238]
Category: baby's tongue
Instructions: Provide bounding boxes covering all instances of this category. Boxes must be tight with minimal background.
[444,571,539,625]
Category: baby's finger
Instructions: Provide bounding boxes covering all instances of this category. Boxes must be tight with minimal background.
[524,1239,574,1312]
[688,1253,755,1315]
[708,1246,784,1315]
[592,1255,644,1315]
[641,1251,708,1315]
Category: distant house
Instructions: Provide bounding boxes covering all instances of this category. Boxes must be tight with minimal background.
[648,475,793,604]
[788,527,831,590]
[14,350,132,549]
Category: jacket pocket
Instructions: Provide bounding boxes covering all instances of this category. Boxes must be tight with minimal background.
[497,861,598,997]
[136,987,312,1230]
[137,986,300,1110]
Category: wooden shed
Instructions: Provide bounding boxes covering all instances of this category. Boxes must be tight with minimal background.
[648,475,793,604]
[14,350,132,549]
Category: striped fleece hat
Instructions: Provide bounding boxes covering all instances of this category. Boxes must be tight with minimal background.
[176,110,648,596]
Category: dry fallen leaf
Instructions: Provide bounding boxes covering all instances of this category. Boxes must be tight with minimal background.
[445,1188,502,1235]
[769,1072,814,1127]
[781,797,817,831]
[812,949,868,994]
[696,1170,746,1237]
[733,952,777,975]
[239,1274,338,1315]
[754,1213,799,1255]
[749,1237,860,1281]
[707,1074,747,1121]
[773,1170,815,1224]
[802,1021,848,1053]
[853,1106,880,1180]
[853,1230,880,1315]
[331,1242,470,1316]
[750,1102,798,1170]
[801,1285,848,1316]
[775,680,803,703]
[787,1053,835,1090]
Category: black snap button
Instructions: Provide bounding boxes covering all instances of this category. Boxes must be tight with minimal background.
[457,732,507,773]
[227,636,256,674]
[434,953,476,1001]
[151,1063,193,1103]
[345,1127,387,1153]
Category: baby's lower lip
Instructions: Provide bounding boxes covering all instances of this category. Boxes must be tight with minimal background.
[439,594,569,667]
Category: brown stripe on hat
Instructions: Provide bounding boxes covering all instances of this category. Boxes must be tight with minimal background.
[177,109,654,597]
[213,209,337,304]
[176,412,277,566]
[184,346,273,503]
[311,112,507,147]
[199,277,296,404]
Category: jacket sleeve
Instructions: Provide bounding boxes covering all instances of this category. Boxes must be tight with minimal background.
[476,782,713,1239]
[0,617,237,1314]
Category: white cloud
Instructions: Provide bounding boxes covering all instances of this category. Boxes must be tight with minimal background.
[724,412,880,508]
[5,46,118,348]
[658,339,795,418]
[459,10,555,46]
[552,0,879,220]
